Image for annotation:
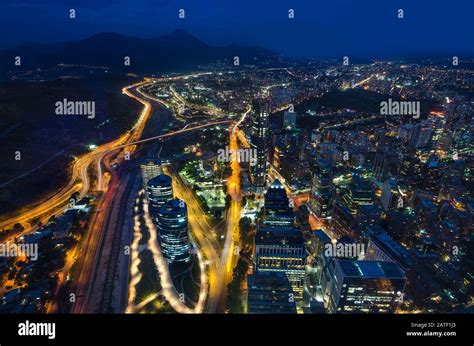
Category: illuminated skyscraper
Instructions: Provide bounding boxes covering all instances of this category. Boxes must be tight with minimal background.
[156,199,190,263]
[247,272,297,314]
[140,158,163,187]
[146,174,173,212]
[309,157,334,218]
[283,110,296,130]
[332,175,374,237]
[254,226,306,299]
[322,259,406,313]
[250,97,270,190]
[381,178,400,211]
[263,179,294,227]
[409,122,432,149]
[372,150,399,183]
[365,230,415,272]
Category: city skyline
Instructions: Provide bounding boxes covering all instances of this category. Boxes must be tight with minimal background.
[0,1,472,345]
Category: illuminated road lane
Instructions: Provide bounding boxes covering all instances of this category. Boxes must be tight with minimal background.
[164,165,221,313]
[142,198,200,313]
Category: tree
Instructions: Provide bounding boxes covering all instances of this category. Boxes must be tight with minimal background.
[239,217,254,246]
[13,223,24,232]
[241,195,247,208]
[226,255,250,313]
[227,281,243,313]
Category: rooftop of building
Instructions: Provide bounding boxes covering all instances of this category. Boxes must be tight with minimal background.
[371,231,415,269]
[248,272,292,290]
[338,259,406,279]
[147,173,172,187]
[255,226,303,246]
[141,158,162,165]
[158,199,186,215]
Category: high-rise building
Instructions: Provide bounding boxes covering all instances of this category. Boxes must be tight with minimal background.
[356,204,382,233]
[332,175,374,237]
[140,159,163,187]
[254,226,306,299]
[372,150,399,182]
[381,178,401,211]
[272,139,287,174]
[341,175,374,215]
[156,199,191,263]
[263,179,294,227]
[309,157,334,218]
[308,229,331,271]
[413,197,438,229]
[247,272,297,314]
[146,174,173,212]
[400,154,422,179]
[397,124,415,144]
[322,259,406,313]
[283,110,296,130]
[409,123,432,149]
[365,231,415,272]
[249,97,270,190]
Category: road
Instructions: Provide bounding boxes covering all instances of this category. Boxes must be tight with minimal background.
[66,81,153,313]
[0,81,150,236]
[214,109,249,311]
[164,165,222,313]
[3,71,249,314]
[63,77,231,313]
[66,81,221,313]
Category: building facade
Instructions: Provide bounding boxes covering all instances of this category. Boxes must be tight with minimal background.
[146,174,173,212]
[322,259,406,313]
[249,97,270,190]
[254,226,306,299]
[140,159,163,187]
[156,199,191,263]
[247,272,297,314]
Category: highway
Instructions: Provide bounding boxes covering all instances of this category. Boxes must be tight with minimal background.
[66,81,153,313]
[214,109,249,311]
[0,71,228,235]
[164,165,222,313]
[67,80,230,313]
[2,70,248,314]
[0,81,149,235]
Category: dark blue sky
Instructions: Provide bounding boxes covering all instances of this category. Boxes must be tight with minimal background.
[1,0,473,58]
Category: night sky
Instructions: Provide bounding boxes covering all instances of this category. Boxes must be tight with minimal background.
[1,0,473,58]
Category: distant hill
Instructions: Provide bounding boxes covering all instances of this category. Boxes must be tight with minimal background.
[0,30,277,77]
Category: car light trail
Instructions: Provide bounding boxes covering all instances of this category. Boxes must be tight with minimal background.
[142,198,196,314]
[125,191,144,313]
